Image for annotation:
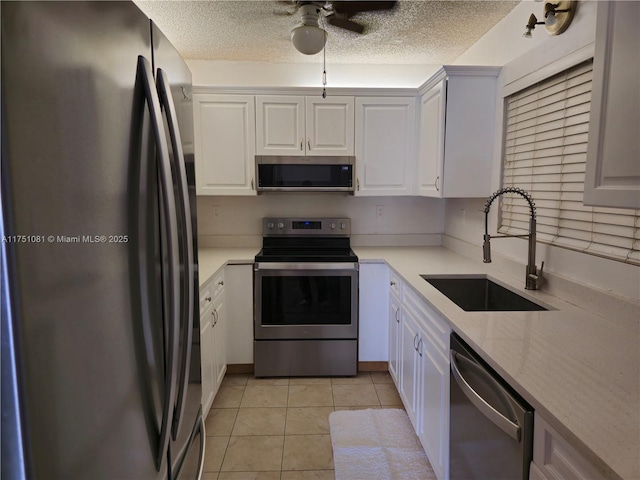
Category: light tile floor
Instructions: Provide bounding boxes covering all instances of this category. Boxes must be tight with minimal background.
[203,371,403,480]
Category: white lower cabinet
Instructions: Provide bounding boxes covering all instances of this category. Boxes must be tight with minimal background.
[211,294,226,390]
[399,307,421,428]
[224,264,254,365]
[531,414,605,480]
[359,263,390,362]
[417,327,449,480]
[199,299,215,417]
[199,270,226,418]
[388,294,401,383]
[389,271,450,480]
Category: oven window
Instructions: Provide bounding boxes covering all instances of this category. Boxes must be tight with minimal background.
[261,275,352,325]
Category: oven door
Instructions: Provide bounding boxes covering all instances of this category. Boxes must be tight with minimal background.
[254,262,359,340]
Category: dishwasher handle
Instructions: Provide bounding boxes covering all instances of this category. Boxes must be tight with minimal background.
[450,350,521,442]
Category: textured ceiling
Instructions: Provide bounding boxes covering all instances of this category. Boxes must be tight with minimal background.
[134,0,520,65]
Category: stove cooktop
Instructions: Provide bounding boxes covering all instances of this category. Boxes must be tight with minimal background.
[255,247,358,263]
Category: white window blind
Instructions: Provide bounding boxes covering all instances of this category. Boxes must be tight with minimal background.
[501,60,640,266]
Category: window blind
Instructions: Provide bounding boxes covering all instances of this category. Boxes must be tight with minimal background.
[501,60,640,266]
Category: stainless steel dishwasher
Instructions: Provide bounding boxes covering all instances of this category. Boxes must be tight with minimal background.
[449,333,534,480]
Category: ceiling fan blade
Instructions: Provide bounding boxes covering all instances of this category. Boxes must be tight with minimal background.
[331,1,397,15]
[326,15,366,34]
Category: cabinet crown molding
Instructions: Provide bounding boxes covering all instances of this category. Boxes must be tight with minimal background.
[418,65,501,96]
[192,85,420,97]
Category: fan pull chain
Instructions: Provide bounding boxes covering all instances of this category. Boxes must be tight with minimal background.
[322,16,327,98]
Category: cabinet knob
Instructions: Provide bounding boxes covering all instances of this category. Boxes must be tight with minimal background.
[390,281,396,286]
[218,280,224,286]
[205,296,212,302]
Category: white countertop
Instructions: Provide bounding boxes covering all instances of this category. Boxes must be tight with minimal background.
[197,245,640,480]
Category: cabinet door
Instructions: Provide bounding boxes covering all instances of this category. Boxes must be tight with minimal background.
[256,95,305,155]
[200,304,215,417]
[225,264,254,365]
[212,296,226,392]
[355,97,417,196]
[418,332,449,480]
[359,263,389,362]
[418,80,446,197]
[399,308,420,428]
[305,96,354,156]
[193,94,256,195]
[584,1,640,208]
[388,295,401,384]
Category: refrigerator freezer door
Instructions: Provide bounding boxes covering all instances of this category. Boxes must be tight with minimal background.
[151,22,204,479]
[1,2,169,479]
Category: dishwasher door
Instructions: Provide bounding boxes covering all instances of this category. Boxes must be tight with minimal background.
[449,333,534,480]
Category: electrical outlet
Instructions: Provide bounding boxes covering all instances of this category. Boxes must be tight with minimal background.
[376,205,384,218]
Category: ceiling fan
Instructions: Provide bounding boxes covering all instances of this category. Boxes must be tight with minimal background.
[278,1,398,54]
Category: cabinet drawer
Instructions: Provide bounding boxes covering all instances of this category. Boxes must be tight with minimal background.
[533,414,605,480]
[200,270,225,312]
[389,272,403,298]
[403,286,449,354]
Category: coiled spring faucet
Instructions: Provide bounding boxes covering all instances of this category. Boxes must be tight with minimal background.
[483,187,544,290]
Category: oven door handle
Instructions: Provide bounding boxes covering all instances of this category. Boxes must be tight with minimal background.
[254,262,359,271]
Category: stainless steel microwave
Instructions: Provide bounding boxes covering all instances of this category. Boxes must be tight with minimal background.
[255,156,355,193]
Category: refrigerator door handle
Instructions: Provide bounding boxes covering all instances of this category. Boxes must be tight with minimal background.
[450,350,521,441]
[197,414,206,480]
[138,55,181,471]
[156,68,195,441]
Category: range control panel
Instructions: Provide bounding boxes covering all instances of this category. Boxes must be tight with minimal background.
[262,218,351,237]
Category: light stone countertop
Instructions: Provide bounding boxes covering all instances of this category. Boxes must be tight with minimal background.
[197,245,640,480]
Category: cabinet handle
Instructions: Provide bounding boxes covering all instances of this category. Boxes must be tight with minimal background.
[413,333,419,351]
[435,176,440,192]
[212,309,218,326]
[356,178,360,191]
[395,307,400,323]
[251,177,254,190]
[300,138,304,151]
[417,338,423,357]
[307,138,311,150]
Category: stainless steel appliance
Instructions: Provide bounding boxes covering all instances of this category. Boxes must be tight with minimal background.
[255,156,355,192]
[254,218,358,376]
[1,2,203,479]
[449,333,534,480]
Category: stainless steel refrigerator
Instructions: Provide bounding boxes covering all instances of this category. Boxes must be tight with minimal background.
[1,2,204,479]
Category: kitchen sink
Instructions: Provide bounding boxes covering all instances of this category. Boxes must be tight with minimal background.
[421,275,548,312]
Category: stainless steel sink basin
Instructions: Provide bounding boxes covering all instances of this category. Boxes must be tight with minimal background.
[421,275,548,312]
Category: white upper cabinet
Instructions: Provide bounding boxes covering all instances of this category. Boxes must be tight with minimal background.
[305,97,355,155]
[256,95,354,156]
[417,66,500,198]
[584,1,640,209]
[355,97,417,196]
[193,94,256,195]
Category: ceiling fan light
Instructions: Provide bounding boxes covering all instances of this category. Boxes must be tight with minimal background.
[291,25,327,55]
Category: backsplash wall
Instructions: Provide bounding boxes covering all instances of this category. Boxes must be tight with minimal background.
[197,195,445,247]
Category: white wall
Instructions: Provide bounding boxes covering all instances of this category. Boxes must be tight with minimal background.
[187,60,439,89]
[447,0,640,302]
[197,194,445,247]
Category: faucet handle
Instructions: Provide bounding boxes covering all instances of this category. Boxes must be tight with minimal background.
[527,261,545,290]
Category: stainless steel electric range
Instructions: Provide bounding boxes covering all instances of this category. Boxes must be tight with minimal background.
[254,218,359,377]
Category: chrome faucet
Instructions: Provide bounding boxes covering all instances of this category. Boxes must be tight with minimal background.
[483,187,544,290]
